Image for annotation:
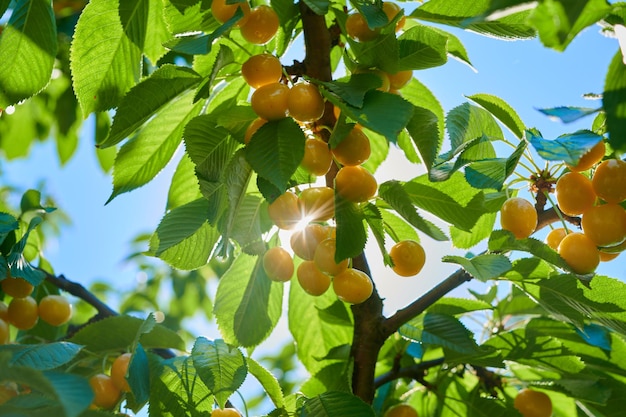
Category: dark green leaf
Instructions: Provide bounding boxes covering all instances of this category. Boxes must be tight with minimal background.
[378,181,448,241]
[0,0,57,107]
[245,118,306,193]
[102,65,201,147]
[442,254,512,281]
[302,0,329,15]
[5,342,83,370]
[318,74,381,108]
[334,196,367,262]
[191,338,247,408]
[127,343,150,406]
[299,391,375,417]
[0,213,19,245]
[68,315,185,352]
[527,129,603,165]
[396,24,448,71]
[603,51,626,153]
[43,371,93,417]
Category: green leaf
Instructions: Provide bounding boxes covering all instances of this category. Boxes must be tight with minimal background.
[447,103,503,155]
[326,90,413,142]
[363,203,390,265]
[127,343,150,407]
[108,91,201,202]
[318,73,381,108]
[0,213,19,245]
[43,371,93,417]
[167,154,203,210]
[430,26,474,69]
[442,254,512,281]
[400,312,485,355]
[288,278,353,374]
[244,118,306,193]
[145,0,171,64]
[247,357,285,408]
[528,0,612,51]
[302,0,329,15]
[149,198,219,270]
[191,338,247,408]
[214,254,283,348]
[347,32,400,74]
[378,181,448,241]
[427,297,493,316]
[603,51,626,153]
[537,106,600,124]
[467,93,525,139]
[465,140,526,190]
[413,0,536,39]
[7,217,46,285]
[194,44,235,102]
[70,0,142,114]
[334,196,367,262]
[450,212,497,249]
[20,189,56,214]
[403,173,486,231]
[527,129,603,165]
[396,24,448,71]
[68,315,185,352]
[299,391,375,417]
[102,65,201,148]
[0,0,57,108]
[3,342,82,370]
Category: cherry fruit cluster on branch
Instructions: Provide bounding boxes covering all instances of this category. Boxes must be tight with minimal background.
[500,139,626,275]
[0,274,72,344]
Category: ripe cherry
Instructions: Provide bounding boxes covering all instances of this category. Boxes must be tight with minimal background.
[389,240,426,277]
[240,5,279,45]
[1,276,34,298]
[558,232,599,274]
[111,353,132,392]
[263,246,294,282]
[382,2,406,31]
[314,238,349,276]
[38,294,72,326]
[211,0,250,25]
[301,137,333,176]
[211,408,241,417]
[335,165,377,203]
[267,191,302,230]
[244,117,267,144]
[384,404,419,417]
[290,224,331,261]
[242,54,282,89]
[592,158,626,203]
[7,296,38,330]
[300,186,334,221]
[556,172,596,216]
[287,83,325,123]
[513,388,552,417]
[332,126,371,166]
[500,197,537,239]
[250,82,289,121]
[89,373,121,410]
[345,12,379,42]
[544,227,568,250]
[566,140,605,172]
[332,268,373,304]
[297,261,331,296]
[387,70,413,90]
[581,203,626,247]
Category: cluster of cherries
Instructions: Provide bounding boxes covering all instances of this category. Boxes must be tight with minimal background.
[500,140,626,274]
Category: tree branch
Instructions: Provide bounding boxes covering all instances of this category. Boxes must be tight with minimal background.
[536,207,580,232]
[383,269,472,337]
[45,271,117,317]
[374,357,444,389]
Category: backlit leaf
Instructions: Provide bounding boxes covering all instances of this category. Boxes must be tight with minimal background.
[300,391,375,417]
[442,254,512,281]
[603,51,626,153]
[527,129,603,165]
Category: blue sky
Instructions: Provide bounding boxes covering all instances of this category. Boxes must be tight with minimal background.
[2,18,624,318]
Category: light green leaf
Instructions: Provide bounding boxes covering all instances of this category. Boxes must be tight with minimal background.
[288,277,353,374]
[427,297,493,316]
[528,0,612,51]
[450,212,496,249]
[0,0,57,107]
[108,90,201,202]
[300,391,375,417]
[403,173,486,232]
[191,338,247,408]
[247,357,285,408]
[467,93,525,138]
[167,154,202,210]
[68,315,185,351]
[412,0,536,39]
[145,0,171,64]
[214,254,283,348]
[378,181,448,241]
[102,65,201,147]
[442,254,512,281]
[149,198,219,270]
[70,0,142,114]
[396,24,448,71]
[244,118,306,193]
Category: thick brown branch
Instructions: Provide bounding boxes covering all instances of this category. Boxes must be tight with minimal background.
[383,269,472,337]
[536,207,580,232]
